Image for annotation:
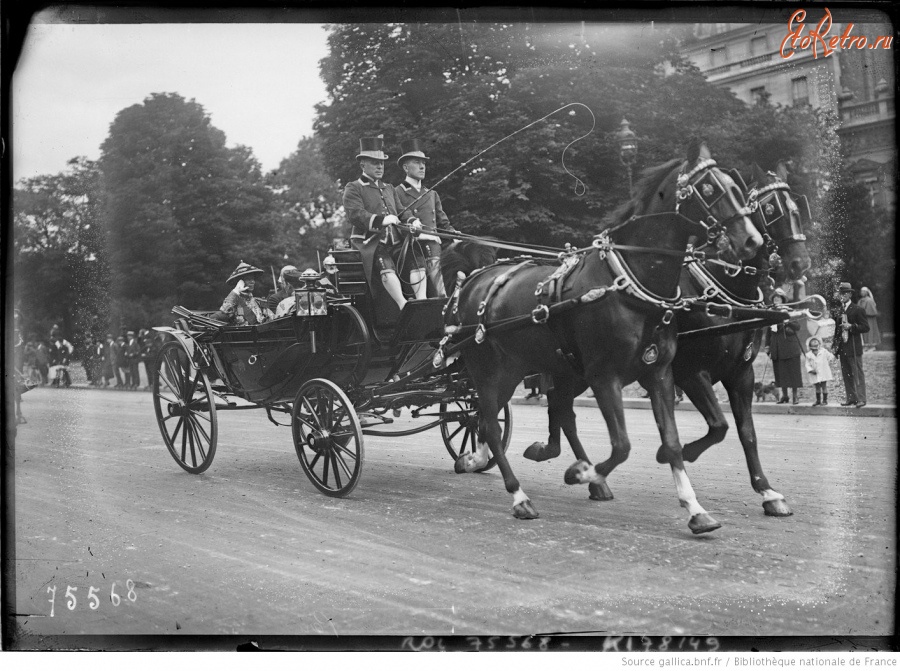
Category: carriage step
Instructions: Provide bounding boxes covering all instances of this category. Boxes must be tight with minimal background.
[359,413,393,427]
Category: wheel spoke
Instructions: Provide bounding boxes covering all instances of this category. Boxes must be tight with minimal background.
[322,448,331,485]
[301,396,324,429]
[294,412,317,433]
[155,391,179,405]
[180,416,188,463]
[187,419,207,464]
[188,408,212,424]
[192,415,212,446]
[331,438,359,461]
[169,416,184,442]
[307,450,322,470]
[186,369,201,403]
[329,452,344,489]
[158,357,181,397]
[185,418,197,467]
[447,423,465,442]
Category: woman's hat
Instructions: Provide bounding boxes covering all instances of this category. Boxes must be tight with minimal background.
[227,261,264,283]
[397,138,430,165]
[357,135,388,161]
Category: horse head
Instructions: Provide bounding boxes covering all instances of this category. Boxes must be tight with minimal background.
[749,162,812,284]
[671,141,764,263]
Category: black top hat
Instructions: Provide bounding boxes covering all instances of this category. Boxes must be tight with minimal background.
[397,138,430,165]
[227,261,264,283]
[357,135,389,161]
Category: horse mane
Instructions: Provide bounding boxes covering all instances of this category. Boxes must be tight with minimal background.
[442,239,498,277]
[602,158,683,227]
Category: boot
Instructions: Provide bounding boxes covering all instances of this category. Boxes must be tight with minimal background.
[792,389,799,405]
[813,391,821,406]
[426,257,448,298]
[777,388,789,404]
[822,392,828,406]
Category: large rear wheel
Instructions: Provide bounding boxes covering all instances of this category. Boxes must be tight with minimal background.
[153,341,218,474]
[439,398,511,473]
[292,378,364,497]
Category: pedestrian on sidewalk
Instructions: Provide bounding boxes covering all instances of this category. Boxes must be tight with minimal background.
[765,290,804,405]
[804,336,835,406]
[832,281,869,408]
[858,287,881,351]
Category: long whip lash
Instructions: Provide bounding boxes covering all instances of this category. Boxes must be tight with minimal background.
[398,102,596,218]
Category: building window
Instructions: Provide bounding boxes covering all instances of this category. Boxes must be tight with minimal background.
[750,86,768,105]
[750,35,767,56]
[792,76,810,106]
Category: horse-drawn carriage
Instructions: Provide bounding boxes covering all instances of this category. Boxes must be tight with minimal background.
[153,139,824,534]
[152,244,512,498]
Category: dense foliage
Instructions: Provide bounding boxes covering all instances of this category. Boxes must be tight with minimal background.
[12,22,892,350]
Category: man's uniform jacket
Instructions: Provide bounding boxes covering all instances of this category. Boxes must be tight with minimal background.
[394,179,455,243]
[342,175,417,287]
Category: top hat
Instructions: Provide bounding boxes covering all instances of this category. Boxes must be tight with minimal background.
[397,138,430,165]
[838,281,853,293]
[357,135,389,161]
[227,261,264,283]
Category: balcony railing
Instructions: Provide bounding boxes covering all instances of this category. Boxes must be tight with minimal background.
[704,51,775,77]
[840,96,895,124]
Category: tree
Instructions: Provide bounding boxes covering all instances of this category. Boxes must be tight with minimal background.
[100,92,280,328]
[13,157,108,347]
[267,136,346,270]
[315,22,824,248]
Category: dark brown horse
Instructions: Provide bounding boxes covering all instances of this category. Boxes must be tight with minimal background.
[525,161,813,517]
[441,239,499,293]
[449,142,763,534]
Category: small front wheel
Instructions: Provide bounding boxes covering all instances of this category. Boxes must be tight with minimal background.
[292,378,364,497]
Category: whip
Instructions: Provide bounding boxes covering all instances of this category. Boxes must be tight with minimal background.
[397,102,596,219]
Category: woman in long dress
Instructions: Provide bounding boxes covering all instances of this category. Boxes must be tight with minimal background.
[858,287,881,350]
[765,290,804,404]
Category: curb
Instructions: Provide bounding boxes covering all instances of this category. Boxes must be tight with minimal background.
[511,396,896,418]
[48,383,897,418]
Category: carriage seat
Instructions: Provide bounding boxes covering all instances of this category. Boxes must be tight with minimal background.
[327,248,368,296]
[172,305,227,332]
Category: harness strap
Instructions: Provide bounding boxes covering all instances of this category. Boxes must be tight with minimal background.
[475,260,536,343]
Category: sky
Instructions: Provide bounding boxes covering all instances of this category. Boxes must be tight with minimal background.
[12,20,330,183]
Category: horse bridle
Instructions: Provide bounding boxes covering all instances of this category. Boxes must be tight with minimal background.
[746,177,808,261]
[674,158,756,249]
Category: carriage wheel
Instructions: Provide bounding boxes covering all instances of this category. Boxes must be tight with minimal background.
[292,378,364,497]
[153,341,218,474]
[439,399,512,473]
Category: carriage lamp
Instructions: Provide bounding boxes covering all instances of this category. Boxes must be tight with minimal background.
[295,271,329,317]
[616,118,638,196]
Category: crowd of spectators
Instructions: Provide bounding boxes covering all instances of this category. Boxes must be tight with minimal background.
[19,325,168,391]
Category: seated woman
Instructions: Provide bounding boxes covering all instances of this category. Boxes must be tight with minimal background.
[212,261,272,325]
[267,264,301,314]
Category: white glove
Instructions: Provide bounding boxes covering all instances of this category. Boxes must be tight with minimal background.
[234,279,247,294]
[382,214,400,226]
[409,218,423,235]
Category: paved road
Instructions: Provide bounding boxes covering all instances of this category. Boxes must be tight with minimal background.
[9,387,896,643]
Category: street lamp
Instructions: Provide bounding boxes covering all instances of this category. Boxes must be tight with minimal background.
[616,118,638,196]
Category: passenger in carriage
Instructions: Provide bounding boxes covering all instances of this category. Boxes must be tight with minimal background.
[394,139,459,298]
[213,261,272,326]
[267,264,300,313]
[270,267,337,318]
[342,136,425,310]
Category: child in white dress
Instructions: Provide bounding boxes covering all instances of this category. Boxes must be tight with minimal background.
[804,336,835,406]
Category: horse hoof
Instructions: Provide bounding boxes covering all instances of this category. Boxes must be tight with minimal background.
[563,460,591,485]
[513,500,540,520]
[523,441,560,462]
[763,499,793,517]
[588,480,614,501]
[688,513,722,535]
